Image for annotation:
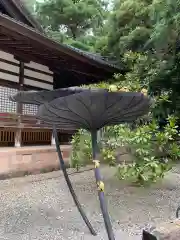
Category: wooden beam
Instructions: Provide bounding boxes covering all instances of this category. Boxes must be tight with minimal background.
[0,79,19,88]
[53,65,109,79]
[0,43,39,63]
[0,27,77,63]
[19,61,24,90]
[0,42,108,79]
[0,30,111,76]
[14,56,30,63]
[0,37,12,41]
[0,39,113,79]
[0,40,27,44]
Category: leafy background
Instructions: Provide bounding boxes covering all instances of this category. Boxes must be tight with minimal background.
[25,0,180,185]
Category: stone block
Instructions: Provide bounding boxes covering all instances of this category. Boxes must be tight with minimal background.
[0,145,71,179]
[143,219,180,240]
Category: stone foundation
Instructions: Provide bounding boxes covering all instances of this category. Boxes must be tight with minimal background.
[0,145,71,179]
[143,219,180,240]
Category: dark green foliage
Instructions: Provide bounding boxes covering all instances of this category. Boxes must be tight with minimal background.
[97,0,180,119]
[36,0,107,39]
[26,0,180,184]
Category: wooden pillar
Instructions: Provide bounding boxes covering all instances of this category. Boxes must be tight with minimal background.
[15,61,24,147]
[51,130,55,146]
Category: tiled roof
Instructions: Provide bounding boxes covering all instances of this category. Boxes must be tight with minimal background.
[0,0,120,69]
[0,0,122,72]
[0,0,43,31]
[63,45,121,69]
[0,12,121,72]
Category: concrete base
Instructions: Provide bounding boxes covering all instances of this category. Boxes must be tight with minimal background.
[0,145,71,179]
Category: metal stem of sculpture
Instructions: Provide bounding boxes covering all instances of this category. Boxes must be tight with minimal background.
[53,126,96,236]
[143,230,157,240]
[10,88,98,236]
[11,88,150,240]
[91,131,115,240]
[176,206,180,218]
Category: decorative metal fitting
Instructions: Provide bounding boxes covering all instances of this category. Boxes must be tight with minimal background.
[93,160,100,168]
[97,181,105,192]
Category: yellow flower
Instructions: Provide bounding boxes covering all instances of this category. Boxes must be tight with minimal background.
[119,87,129,92]
[109,84,118,92]
[141,88,148,95]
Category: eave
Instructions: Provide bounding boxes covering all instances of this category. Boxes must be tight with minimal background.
[0,0,43,32]
[0,13,122,86]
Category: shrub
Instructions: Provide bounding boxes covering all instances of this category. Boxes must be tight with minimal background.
[111,116,180,185]
[71,115,180,184]
[71,129,92,171]
[70,52,180,184]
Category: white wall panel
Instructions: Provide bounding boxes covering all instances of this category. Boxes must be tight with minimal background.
[24,69,53,83]
[25,61,53,74]
[0,50,19,64]
[0,51,54,91]
[0,71,19,82]
[24,78,53,90]
[0,61,19,74]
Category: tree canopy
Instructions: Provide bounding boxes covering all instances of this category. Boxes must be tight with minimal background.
[30,0,180,117]
[36,0,107,40]
[27,0,180,184]
[23,0,37,12]
[102,0,180,119]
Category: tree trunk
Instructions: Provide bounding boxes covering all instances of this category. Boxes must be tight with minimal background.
[69,26,77,40]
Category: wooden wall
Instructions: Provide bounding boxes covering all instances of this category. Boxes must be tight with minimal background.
[0,49,53,114]
[0,50,53,89]
[0,50,19,114]
[0,49,73,147]
[24,61,53,90]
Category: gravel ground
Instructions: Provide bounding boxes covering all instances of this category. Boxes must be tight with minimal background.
[0,165,180,240]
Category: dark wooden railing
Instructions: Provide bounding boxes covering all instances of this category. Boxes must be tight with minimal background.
[0,127,16,146]
[21,129,52,146]
[0,113,75,147]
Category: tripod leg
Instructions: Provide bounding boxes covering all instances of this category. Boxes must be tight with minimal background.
[91,131,115,240]
[53,126,96,236]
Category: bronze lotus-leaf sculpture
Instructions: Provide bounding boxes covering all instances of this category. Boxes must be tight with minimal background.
[37,89,150,240]
[10,87,99,236]
[10,86,103,105]
[11,87,150,240]
[37,91,149,130]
